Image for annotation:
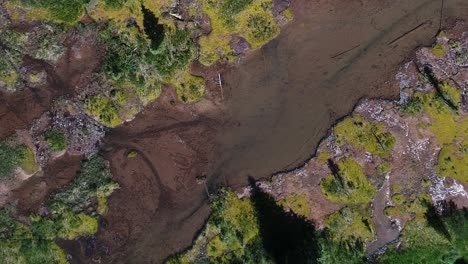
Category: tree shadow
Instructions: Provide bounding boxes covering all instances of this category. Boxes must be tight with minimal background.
[248,176,319,264]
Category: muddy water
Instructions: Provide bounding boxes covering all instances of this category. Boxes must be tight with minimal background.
[211,0,468,187]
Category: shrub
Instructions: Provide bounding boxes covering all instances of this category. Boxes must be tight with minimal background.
[48,156,119,212]
[0,143,38,177]
[320,158,376,205]
[45,129,67,151]
[84,95,122,127]
[324,206,375,242]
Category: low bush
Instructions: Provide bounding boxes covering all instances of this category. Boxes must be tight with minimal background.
[45,129,67,151]
[320,158,376,205]
[334,115,396,158]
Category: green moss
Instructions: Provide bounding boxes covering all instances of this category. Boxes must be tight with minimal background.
[84,95,122,127]
[436,144,468,183]
[45,129,67,152]
[320,158,376,205]
[325,206,375,242]
[334,115,396,158]
[127,150,138,158]
[278,193,311,218]
[432,43,446,57]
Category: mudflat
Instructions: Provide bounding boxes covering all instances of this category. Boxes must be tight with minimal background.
[212,0,468,187]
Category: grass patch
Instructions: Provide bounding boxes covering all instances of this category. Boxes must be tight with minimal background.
[320,158,376,205]
[278,193,311,218]
[334,115,396,158]
[436,144,468,183]
[10,0,88,24]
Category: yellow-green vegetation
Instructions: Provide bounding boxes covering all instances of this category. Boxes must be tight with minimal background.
[45,129,67,152]
[48,156,119,212]
[436,144,468,183]
[199,0,280,65]
[9,0,88,24]
[55,210,98,240]
[391,193,406,205]
[316,150,330,163]
[18,147,39,175]
[439,81,461,107]
[0,140,39,177]
[334,115,396,158]
[320,158,376,205]
[392,183,401,193]
[168,190,269,264]
[278,193,311,218]
[127,150,138,158]
[413,90,467,145]
[84,95,122,127]
[380,208,468,264]
[0,156,118,263]
[325,206,375,242]
[0,209,68,264]
[432,43,446,57]
[173,71,206,103]
[384,192,431,219]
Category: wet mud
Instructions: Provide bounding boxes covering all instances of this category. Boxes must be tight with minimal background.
[211,0,468,188]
